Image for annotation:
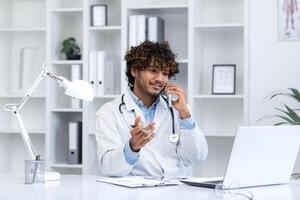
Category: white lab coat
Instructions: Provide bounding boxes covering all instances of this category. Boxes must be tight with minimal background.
[95,90,208,178]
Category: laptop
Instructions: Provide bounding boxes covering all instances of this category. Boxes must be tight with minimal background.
[181,126,300,189]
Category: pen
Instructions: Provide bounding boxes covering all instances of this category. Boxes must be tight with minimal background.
[32,154,40,183]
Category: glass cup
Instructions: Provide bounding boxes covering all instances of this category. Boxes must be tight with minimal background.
[24,160,45,184]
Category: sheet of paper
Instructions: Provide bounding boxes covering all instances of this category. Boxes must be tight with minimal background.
[97,176,181,188]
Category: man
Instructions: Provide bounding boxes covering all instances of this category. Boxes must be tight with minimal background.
[96,41,208,178]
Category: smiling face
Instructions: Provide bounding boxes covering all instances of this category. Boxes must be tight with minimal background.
[131,67,169,98]
[125,41,179,93]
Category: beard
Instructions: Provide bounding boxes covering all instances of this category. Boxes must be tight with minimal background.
[136,79,165,97]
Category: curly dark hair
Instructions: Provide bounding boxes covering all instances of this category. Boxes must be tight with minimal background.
[124,40,179,88]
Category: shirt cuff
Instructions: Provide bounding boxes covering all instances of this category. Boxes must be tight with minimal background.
[123,140,140,165]
[180,116,196,130]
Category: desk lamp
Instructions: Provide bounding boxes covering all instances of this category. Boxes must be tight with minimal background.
[3,62,94,181]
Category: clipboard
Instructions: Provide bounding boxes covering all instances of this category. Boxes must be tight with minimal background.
[97,176,180,188]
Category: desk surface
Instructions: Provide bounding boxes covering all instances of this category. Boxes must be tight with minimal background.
[0,174,300,200]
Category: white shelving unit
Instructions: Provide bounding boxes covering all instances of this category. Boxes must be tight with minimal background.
[190,0,249,176]
[0,0,249,177]
[190,0,247,136]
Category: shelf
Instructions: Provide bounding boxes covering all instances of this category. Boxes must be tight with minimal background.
[52,8,83,13]
[0,94,45,99]
[0,129,45,135]
[51,163,83,169]
[89,26,121,31]
[127,4,188,10]
[94,95,119,99]
[127,6,188,16]
[194,95,244,99]
[51,108,83,113]
[204,132,235,137]
[194,23,244,31]
[51,60,83,65]
[0,28,46,33]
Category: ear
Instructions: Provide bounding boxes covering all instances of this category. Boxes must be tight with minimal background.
[131,68,137,77]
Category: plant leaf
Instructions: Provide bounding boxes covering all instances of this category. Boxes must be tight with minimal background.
[275,104,300,124]
[288,88,300,102]
[274,122,290,126]
[274,114,296,125]
[284,104,300,122]
[266,90,287,100]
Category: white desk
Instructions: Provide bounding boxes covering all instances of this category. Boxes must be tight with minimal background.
[0,174,300,200]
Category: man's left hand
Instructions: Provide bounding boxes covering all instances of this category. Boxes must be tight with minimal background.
[165,84,191,119]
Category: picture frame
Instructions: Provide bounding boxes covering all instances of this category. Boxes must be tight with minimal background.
[212,64,236,95]
[91,4,107,27]
[278,0,300,41]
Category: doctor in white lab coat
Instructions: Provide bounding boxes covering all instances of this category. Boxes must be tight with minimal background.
[96,41,208,178]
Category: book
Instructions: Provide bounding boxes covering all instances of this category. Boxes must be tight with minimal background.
[96,51,105,96]
[68,121,82,164]
[137,15,148,44]
[148,16,164,42]
[91,4,107,26]
[89,51,98,95]
[104,53,115,94]
[71,64,82,108]
[129,15,138,47]
[18,47,39,94]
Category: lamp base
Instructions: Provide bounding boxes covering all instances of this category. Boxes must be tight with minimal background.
[45,171,61,181]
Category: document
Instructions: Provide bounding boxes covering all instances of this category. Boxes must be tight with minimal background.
[97,176,181,188]
[68,121,82,164]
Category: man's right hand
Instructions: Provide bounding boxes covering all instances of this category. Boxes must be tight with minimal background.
[129,116,155,152]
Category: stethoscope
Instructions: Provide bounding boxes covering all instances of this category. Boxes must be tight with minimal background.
[118,94,179,143]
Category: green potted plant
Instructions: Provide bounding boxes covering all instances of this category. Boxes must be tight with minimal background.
[259,88,300,125]
[60,37,81,60]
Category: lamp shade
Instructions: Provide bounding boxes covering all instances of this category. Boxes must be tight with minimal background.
[64,80,94,101]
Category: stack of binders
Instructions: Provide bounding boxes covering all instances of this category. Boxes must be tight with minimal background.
[129,15,164,47]
[89,51,116,96]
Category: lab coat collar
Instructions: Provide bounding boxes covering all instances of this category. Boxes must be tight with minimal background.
[123,90,147,124]
[123,89,138,112]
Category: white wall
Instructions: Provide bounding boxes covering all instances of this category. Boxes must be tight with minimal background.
[249,0,300,171]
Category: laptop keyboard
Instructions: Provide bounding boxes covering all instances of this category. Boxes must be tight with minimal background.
[206,180,223,184]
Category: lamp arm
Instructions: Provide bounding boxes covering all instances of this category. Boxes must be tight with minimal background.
[2,62,61,161]
[15,111,38,160]
[8,63,64,111]
[17,68,48,111]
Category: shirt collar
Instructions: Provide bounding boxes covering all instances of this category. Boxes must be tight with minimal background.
[128,88,160,109]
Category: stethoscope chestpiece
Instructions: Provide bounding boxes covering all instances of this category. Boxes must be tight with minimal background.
[169,134,179,143]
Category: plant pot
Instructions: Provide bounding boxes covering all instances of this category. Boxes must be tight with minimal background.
[66,54,81,60]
